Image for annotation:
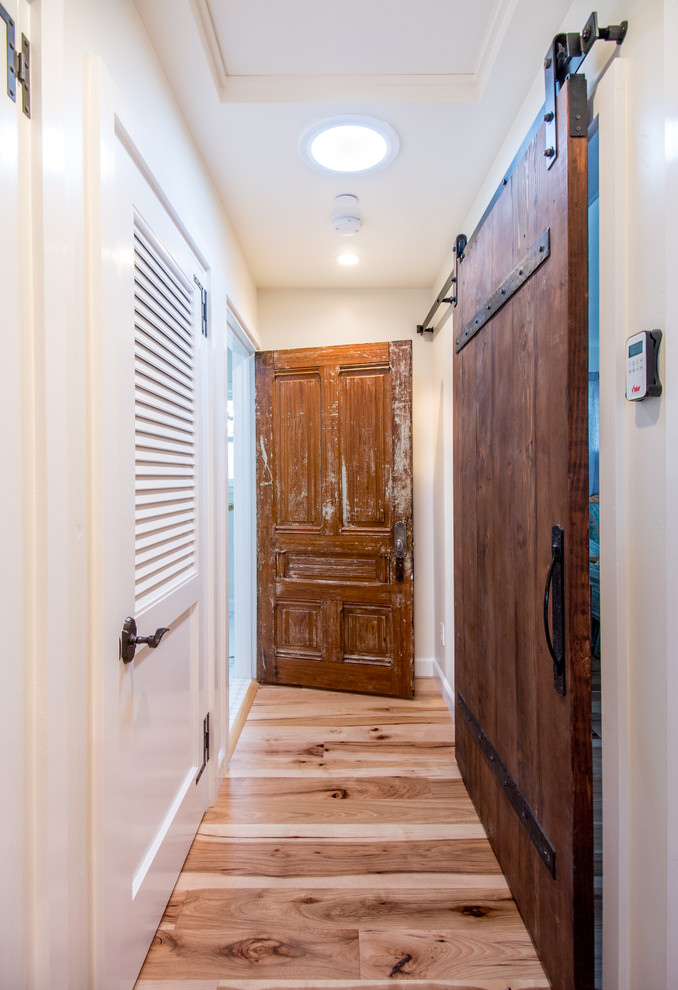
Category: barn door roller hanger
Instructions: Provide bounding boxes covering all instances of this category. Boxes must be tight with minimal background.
[543,10,627,169]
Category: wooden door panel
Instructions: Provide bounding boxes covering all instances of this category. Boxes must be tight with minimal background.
[275,600,323,658]
[277,550,390,584]
[342,604,393,664]
[257,341,413,698]
[453,77,592,990]
[274,373,322,528]
[339,367,391,530]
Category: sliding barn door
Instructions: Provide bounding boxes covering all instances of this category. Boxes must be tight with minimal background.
[453,77,592,990]
[256,341,414,698]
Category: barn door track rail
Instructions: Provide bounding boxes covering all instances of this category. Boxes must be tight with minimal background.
[543,10,627,169]
[417,11,627,340]
[416,233,467,336]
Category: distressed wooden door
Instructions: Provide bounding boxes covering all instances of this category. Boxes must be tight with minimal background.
[453,77,592,990]
[256,341,414,698]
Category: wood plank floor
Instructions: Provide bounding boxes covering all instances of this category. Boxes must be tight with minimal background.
[135,678,550,990]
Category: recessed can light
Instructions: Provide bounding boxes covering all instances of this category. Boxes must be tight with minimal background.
[301,115,399,174]
[337,252,360,266]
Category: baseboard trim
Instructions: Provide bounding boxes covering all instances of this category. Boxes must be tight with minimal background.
[228,680,259,760]
[432,657,455,721]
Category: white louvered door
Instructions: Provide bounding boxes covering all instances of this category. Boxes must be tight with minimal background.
[134,219,198,611]
[92,109,209,990]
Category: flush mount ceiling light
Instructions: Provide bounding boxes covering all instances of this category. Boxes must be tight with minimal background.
[337,252,360,266]
[301,115,399,174]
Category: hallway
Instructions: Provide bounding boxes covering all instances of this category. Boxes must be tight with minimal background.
[134,679,549,987]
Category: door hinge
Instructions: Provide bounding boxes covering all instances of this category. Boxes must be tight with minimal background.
[195,712,210,784]
[194,276,208,337]
[1,3,30,118]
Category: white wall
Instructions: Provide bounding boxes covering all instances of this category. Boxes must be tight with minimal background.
[429,310,455,693]
[428,0,676,986]
[19,0,257,986]
[258,288,435,671]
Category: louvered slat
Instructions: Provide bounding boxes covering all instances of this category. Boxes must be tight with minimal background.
[134,234,192,315]
[136,520,194,550]
[134,222,197,609]
[135,555,195,600]
[135,490,195,508]
[135,386,194,425]
[135,295,192,357]
[135,437,194,458]
[134,356,194,404]
[135,340,193,392]
[135,403,195,436]
[135,534,195,570]
[135,450,195,468]
[136,514,194,536]
[135,310,193,369]
[134,233,192,322]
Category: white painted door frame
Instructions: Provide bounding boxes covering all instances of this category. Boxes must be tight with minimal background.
[595,43,676,989]
[665,4,678,983]
[0,0,30,983]
[592,57,632,990]
[226,305,257,695]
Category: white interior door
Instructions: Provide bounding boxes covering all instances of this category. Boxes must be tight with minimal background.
[90,90,210,989]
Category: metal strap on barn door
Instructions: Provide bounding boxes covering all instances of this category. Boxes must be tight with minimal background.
[457,692,557,877]
[543,525,565,695]
[455,228,551,353]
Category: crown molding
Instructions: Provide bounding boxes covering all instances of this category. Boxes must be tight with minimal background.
[189,0,517,104]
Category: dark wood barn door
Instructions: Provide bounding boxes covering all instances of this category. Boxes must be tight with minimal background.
[256,340,414,698]
[453,78,593,990]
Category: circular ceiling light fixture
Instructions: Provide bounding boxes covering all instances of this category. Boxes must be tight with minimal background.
[337,252,360,266]
[301,115,399,174]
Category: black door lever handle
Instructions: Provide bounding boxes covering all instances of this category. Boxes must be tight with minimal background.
[120,616,170,664]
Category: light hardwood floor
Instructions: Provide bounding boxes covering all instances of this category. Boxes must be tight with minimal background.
[135,678,550,989]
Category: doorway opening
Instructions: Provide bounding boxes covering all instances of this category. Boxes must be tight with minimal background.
[226,314,256,730]
[588,118,602,990]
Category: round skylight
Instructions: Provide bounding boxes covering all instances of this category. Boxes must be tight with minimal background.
[301,115,399,174]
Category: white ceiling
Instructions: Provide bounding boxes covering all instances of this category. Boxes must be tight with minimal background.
[133,0,573,289]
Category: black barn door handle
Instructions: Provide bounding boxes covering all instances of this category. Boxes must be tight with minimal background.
[543,525,565,696]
